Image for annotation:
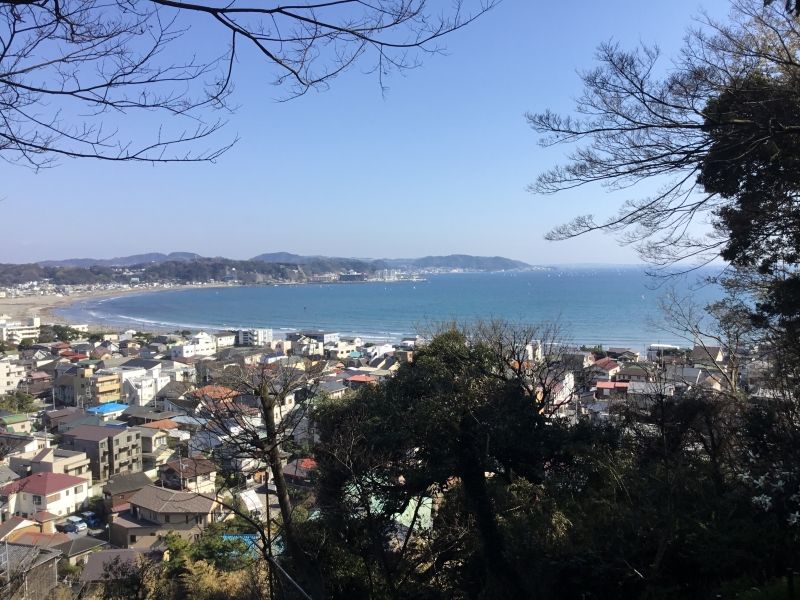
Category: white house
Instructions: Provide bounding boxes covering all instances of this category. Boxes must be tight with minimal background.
[170,332,217,360]
[0,472,90,519]
[213,333,236,351]
[0,355,24,395]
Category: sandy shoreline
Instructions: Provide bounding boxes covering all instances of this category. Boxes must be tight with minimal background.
[0,284,229,330]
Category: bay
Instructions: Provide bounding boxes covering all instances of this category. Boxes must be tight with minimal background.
[54,268,722,350]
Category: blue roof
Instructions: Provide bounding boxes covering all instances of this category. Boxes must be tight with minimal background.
[86,403,128,414]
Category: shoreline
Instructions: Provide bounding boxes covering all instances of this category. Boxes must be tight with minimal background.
[0,283,232,329]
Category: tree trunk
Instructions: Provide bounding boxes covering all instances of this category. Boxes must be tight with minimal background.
[457,417,527,597]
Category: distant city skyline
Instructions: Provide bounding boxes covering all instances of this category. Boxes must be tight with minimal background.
[1,0,730,265]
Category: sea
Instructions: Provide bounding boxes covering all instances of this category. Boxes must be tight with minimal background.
[54,267,723,351]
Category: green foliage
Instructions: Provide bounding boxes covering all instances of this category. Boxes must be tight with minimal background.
[16,338,33,349]
[0,391,37,413]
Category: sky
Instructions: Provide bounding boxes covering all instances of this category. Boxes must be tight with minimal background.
[1,0,732,265]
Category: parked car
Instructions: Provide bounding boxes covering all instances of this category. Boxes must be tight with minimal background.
[65,516,87,532]
[56,522,78,533]
[80,511,101,527]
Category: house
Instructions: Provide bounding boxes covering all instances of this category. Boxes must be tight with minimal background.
[344,373,377,389]
[60,425,142,482]
[79,548,165,595]
[212,332,236,350]
[690,344,725,365]
[0,414,32,435]
[585,357,621,382]
[616,364,654,383]
[606,347,641,362]
[594,381,629,399]
[102,471,154,513]
[0,472,90,520]
[0,432,50,457]
[170,332,216,360]
[158,456,217,495]
[283,457,317,487]
[52,535,108,566]
[86,402,128,422]
[109,485,223,548]
[122,406,179,426]
[9,447,92,485]
[0,543,60,600]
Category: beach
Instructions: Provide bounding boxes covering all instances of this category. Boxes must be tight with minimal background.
[0,284,229,326]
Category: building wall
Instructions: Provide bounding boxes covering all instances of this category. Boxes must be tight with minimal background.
[6,481,89,518]
[0,358,25,395]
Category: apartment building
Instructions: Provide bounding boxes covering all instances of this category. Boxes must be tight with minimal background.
[0,356,24,395]
[60,425,141,482]
[0,317,41,345]
[236,328,274,347]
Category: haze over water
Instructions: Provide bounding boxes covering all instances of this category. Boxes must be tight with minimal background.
[56,268,722,350]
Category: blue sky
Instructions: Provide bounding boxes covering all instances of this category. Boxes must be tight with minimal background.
[2,0,730,265]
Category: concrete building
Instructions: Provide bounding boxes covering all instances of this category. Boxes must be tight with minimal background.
[60,425,142,482]
[53,366,122,406]
[236,328,274,347]
[0,317,41,345]
[0,356,25,395]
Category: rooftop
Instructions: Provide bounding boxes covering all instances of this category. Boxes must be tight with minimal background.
[129,485,216,514]
[86,402,128,415]
[1,472,87,496]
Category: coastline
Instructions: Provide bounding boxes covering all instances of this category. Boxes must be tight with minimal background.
[0,283,232,329]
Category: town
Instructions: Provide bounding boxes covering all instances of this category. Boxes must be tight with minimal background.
[0,310,764,597]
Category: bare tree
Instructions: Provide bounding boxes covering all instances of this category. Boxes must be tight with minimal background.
[526,0,800,269]
[191,356,324,594]
[0,0,496,167]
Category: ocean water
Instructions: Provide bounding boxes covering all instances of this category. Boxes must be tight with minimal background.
[54,268,722,350]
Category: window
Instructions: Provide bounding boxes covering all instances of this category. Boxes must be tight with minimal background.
[164,515,170,523]
[32,495,42,506]
[74,485,83,494]
[114,439,119,446]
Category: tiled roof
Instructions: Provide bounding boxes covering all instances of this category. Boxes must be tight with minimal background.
[139,419,178,430]
[190,385,238,400]
[0,472,87,496]
[162,457,217,478]
[63,424,118,442]
[129,485,216,514]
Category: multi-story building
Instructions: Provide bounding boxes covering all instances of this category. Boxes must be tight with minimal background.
[53,366,122,406]
[170,332,217,360]
[60,425,141,482]
[0,317,41,345]
[236,328,274,347]
[0,472,90,519]
[0,355,25,395]
[9,447,92,486]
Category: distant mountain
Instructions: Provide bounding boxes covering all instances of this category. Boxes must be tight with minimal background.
[39,252,202,268]
[382,255,532,271]
[251,252,530,272]
[250,252,315,264]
